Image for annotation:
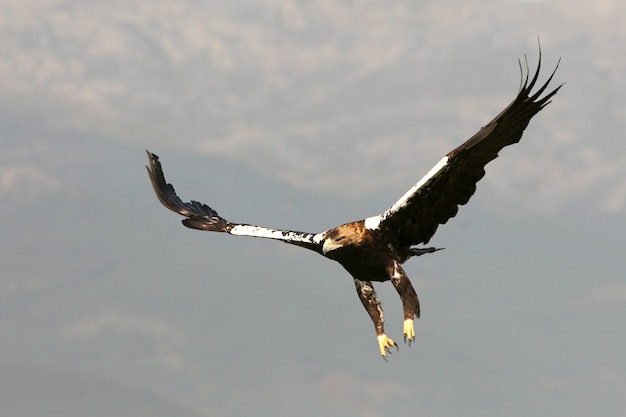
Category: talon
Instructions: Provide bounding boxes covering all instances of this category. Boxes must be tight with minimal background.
[403,318,415,346]
[377,334,398,360]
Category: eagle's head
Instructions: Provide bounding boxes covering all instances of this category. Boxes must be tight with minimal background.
[322,234,348,256]
[321,221,368,258]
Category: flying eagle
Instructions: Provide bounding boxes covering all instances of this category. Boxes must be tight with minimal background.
[146,51,561,359]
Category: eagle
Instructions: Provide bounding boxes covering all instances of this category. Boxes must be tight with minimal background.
[146,51,561,359]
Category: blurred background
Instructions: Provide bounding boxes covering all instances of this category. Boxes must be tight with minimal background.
[1,1,624,416]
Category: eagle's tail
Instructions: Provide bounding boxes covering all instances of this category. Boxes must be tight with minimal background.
[408,247,444,257]
[396,246,444,263]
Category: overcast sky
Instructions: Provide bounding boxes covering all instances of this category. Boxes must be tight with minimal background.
[1,1,625,416]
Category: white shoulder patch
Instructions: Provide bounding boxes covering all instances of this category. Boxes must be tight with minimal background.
[229,224,317,244]
[364,215,382,230]
[312,232,326,244]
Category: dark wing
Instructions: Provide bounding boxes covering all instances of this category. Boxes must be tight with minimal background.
[146,151,323,251]
[375,50,562,246]
[145,151,230,231]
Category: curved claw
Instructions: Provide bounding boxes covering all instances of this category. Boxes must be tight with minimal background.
[403,318,416,346]
[377,334,398,360]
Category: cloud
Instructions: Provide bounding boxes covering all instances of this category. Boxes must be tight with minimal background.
[540,373,578,391]
[0,164,62,204]
[540,367,626,402]
[1,0,626,214]
[317,370,411,417]
[592,284,626,305]
[63,308,186,369]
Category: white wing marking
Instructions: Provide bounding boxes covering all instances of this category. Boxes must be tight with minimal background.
[364,215,382,230]
[377,155,450,224]
[229,224,323,245]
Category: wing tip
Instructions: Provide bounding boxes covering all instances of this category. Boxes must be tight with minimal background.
[145,150,231,231]
[515,41,562,109]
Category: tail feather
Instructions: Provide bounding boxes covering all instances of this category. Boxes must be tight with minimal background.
[409,247,444,257]
[397,246,444,263]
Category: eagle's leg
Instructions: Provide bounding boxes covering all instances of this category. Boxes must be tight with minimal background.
[388,261,420,346]
[353,278,398,360]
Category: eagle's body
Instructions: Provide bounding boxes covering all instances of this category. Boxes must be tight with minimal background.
[146,50,561,359]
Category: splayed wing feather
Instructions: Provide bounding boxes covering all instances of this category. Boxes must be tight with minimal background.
[377,52,562,246]
[146,151,230,232]
[145,151,322,250]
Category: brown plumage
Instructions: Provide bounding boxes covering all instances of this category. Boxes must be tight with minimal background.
[146,49,561,359]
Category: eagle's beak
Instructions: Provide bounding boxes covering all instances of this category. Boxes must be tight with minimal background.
[322,238,342,256]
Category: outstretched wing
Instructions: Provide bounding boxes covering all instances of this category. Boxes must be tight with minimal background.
[366,50,562,247]
[146,151,323,251]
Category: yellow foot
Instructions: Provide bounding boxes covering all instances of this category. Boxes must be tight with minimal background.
[403,318,415,346]
[377,334,398,360]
